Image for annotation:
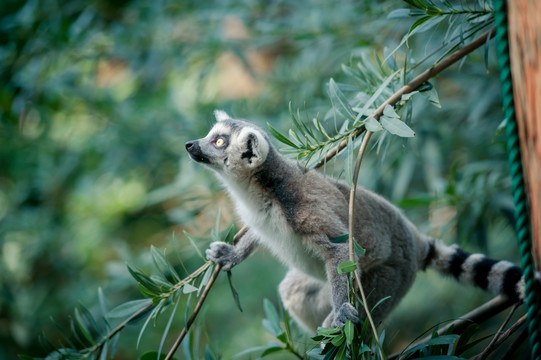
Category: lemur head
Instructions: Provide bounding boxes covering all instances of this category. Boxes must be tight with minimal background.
[185,110,270,179]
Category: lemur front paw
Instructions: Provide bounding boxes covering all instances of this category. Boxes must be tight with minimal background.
[205,241,239,271]
[331,303,359,328]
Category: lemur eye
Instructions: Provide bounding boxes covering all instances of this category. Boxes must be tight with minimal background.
[215,138,225,147]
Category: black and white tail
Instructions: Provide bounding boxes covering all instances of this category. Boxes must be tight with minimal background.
[422,238,525,301]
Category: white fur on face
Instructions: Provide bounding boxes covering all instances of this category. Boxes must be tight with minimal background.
[206,122,232,139]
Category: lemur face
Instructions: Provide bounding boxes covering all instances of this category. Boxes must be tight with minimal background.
[185,111,269,178]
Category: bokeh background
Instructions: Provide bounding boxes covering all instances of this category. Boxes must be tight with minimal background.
[0,0,523,358]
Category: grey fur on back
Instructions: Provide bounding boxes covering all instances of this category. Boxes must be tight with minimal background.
[185,110,526,332]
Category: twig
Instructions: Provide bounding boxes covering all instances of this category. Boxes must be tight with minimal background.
[164,264,222,360]
[473,303,519,360]
[347,131,381,348]
[470,314,527,360]
[501,327,528,359]
[314,28,495,169]
[389,296,516,360]
[164,227,246,360]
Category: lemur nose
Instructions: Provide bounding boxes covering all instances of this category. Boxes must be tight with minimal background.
[185,141,195,151]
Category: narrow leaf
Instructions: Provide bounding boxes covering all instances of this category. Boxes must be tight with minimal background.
[137,305,160,348]
[74,308,96,345]
[364,117,383,132]
[227,271,243,312]
[182,283,199,294]
[108,299,153,319]
[344,320,354,344]
[263,299,281,335]
[261,346,285,357]
[329,78,356,120]
[183,232,205,260]
[98,287,108,315]
[157,298,181,360]
[198,264,214,296]
[354,242,366,257]
[380,116,415,138]
[337,261,357,274]
[267,123,300,149]
[329,234,349,243]
[382,104,399,118]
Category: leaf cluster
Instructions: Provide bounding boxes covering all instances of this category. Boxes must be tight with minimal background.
[24,226,231,360]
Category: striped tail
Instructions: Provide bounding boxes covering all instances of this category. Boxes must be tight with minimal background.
[422,238,525,302]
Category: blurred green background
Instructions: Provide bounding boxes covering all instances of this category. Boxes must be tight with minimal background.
[0,0,523,358]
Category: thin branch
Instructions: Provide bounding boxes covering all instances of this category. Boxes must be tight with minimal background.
[164,227,246,360]
[314,28,495,169]
[470,314,527,360]
[164,264,222,360]
[389,296,516,360]
[347,131,380,348]
[500,327,528,359]
[473,303,519,360]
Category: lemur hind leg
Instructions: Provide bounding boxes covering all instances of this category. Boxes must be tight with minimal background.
[278,269,332,333]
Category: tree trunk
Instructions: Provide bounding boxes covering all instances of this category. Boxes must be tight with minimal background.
[507,0,541,267]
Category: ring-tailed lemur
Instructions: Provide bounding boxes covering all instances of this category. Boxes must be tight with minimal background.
[185,110,529,332]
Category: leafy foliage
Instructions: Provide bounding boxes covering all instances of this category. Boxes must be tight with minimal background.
[27,227,226,360]
[2,0,527,359]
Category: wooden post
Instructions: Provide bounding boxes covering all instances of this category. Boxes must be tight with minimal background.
[507,0,541,267]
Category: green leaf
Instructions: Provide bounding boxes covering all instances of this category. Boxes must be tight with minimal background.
[335,342,347,360]
[98,287,109,315]
[267,123,300,149]
[219,223,237,245]
[158,298,180,360]
[331,333,345,346]
[329,234,349,243]
[137,305,160,348]
[354,242,366,257]
[108,299,153,318]
[344,319,355,344]
[381,115,415,138]
[329,78,356,120]
[402,334,460,356]
[337,261,357,274]
[74,307,96,345]
[183,283,199,294]
[387,8,414,19]
[262,299,281,336]
[353,69,400,122]
[382,104,399,118]
[316,327,342,337]
[371,296,391,312]
[261,346,285,357]
[128,265,163,295]
[183,232,205,261]
[227,271,243,312]
[198,264,214,296]
[364,117,383,132]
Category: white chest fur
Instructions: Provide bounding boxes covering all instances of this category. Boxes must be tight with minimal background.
[224,179,326,279]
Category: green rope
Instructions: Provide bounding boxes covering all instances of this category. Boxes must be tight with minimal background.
[493,1,541,359]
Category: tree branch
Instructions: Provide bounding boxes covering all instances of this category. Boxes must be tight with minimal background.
[164,227,246,360]
[389,296,516,359]
[314,28,495,169]
[347,131,380,348]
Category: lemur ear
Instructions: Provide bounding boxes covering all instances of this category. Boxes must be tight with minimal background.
[214,110,230,122]
[241,131,268,167]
